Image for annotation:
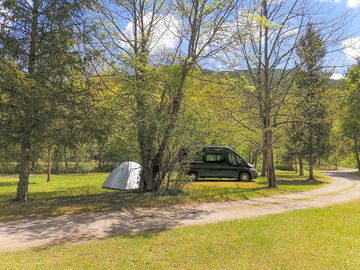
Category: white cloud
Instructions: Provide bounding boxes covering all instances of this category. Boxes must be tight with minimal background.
[347,0,360,8]
[342,37,360,60]
[124,13,179,54]
[330,73,344,80]
[319,0,360,9]
[319,0,341,2]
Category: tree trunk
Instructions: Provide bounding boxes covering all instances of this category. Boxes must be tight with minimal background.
[64,146,68,171]
[266,132,276,188]
[47,146,52,182]
[334,157,339,170]
[261,141,267,177]
[294,158,298,173]
[16,141,31,202]
[308,155,314,181]
[299,157,304,176]
[98,156,103,170]
[156,67,189,189]
[16,0,40,202]
[136,95,155,192]
[97,141,105,170]
[354,136,360,172]
[262,0,276,188]
[135,89,156,192]
[308,125,315,181]
[139,155,154,191]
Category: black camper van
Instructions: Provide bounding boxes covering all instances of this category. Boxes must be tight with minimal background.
[187,146,258,182]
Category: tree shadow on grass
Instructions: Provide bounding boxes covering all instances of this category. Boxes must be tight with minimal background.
[0,182,18,187]
[276,179,326,186]
[0,189,189,222]
[195,179,258,183]
[0,184,273,222]
[0,203,210,251]
[0,182,35,187]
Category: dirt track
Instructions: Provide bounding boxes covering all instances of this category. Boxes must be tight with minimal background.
[1,169,359,252]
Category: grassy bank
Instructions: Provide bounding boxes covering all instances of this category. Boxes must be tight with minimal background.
[0,171,329,222]
[2,196,360,269]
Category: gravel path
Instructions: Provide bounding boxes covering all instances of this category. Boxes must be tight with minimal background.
[1,169,359,252]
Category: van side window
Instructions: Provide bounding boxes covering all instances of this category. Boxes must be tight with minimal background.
[193,154,203,161]
[205,154,226,162]
[228,153,237,165]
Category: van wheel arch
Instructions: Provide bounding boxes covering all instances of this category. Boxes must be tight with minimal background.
[238,171,251,182]
[188,171,199,181]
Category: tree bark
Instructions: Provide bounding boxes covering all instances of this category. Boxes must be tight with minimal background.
[64,146,68,171]
[98,156,103,170]
[308,125,315,181]
[135,75,155,192]
[97,141,105,170]
[47,146,52,182]
[263,0,276,188]
[156,67,189,189]
[261,138,267,177]
[354,136,360,172]
[308,155,314,181]
[266,131,276,188]
[16,140,31,202]
[299,157,304,176]
[294,158,298,173]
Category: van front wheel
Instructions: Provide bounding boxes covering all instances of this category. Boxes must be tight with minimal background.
[239,172,251,182]
[188,172,198,182]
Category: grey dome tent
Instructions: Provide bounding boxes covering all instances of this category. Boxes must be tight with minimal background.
[102,161,141,190]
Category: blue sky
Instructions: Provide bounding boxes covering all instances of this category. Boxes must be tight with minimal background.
[318,0,360,78]
[2,0,358,79]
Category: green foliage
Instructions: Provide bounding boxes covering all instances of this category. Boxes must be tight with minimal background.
[342,62,360,139]
[287,23,332,168]
[0,0,93,200]
[0,58,51,144]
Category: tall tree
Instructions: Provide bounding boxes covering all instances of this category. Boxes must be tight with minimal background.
[341,62,360,171]
[293,23,331,181]
[222,0,309,187]
[91,0,236,191]
[0,0,89,201]
[221,0,347,187]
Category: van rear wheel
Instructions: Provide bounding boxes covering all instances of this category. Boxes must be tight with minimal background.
[239,172,251,182]
[188,172,198,182]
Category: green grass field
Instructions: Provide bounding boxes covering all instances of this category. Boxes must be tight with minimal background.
[2,198,360,269]
[0,171,329,222]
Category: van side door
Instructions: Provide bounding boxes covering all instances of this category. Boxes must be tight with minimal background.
[226,153,242,178]
[201,153,230,178]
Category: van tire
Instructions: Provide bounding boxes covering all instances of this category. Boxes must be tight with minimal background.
[188,172,198,181]
[238,172,251,182]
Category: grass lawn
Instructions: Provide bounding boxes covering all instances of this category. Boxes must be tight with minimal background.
[0,171,329,222]
[1,198,360,269]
